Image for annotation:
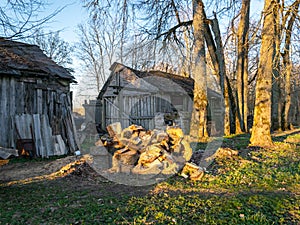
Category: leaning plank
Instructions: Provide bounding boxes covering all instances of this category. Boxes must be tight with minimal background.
[32,114,44,157]
[9,116,15,148]
[24,114,33,139]
[54,143,60,156]
[56,135,66,155]
[15,114,32,139]
[68,106,81,151]
[41,115,53,157]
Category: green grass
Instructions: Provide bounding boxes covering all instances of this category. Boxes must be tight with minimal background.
[0,131,300,224]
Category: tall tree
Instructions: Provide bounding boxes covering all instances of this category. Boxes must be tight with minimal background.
[236,0,250,133]
[190,0,208,140]
[250,0,276,147]
[282,0,299,130]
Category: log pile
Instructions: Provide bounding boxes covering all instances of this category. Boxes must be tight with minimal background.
[103,122,193,177]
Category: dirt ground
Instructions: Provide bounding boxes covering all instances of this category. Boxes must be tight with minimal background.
[0,154,155,198]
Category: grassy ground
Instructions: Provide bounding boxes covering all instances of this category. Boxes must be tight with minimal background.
[0,130,299,224]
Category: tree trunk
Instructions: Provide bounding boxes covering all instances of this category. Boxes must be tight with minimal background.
[249,0,276,147]
[282,1,299,130]
[202,12,230,135]
[211,14,226,136]
[271,0,282,131]
[236,0,250,133]
[190,0,208,141]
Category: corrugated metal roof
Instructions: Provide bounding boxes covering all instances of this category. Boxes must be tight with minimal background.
[0,39,75,82]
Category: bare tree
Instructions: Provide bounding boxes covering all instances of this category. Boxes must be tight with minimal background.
[0,0,64,39]
[236,0,250,133]
[27,29,74,68]
[282,0,299,130]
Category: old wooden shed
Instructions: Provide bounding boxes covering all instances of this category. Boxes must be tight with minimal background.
[0,39,79,158]
[96,62,223,134]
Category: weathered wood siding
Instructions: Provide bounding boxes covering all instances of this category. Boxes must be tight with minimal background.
[0,75,78,156]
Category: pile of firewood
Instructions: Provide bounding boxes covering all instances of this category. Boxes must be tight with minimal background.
[103,122,193,177]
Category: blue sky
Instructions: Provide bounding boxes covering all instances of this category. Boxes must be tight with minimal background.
[42,0,88,44]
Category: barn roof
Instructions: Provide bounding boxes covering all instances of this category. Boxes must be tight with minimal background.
[0,38,75,82]
[104,62,221,98]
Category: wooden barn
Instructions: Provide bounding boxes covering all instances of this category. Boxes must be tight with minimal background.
[0,39,79,158]
[96,62,223,134]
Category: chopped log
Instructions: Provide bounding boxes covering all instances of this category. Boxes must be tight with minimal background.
[132,159,162,175]
[138,145,162,166]
[116,149,139,165]
[205,147,239,162]
[111,149,139,173]
[180,162,204,181]
[166,126,184,145]
[107,122,122,139]
[181,138,193,161]
[161,160,179,175]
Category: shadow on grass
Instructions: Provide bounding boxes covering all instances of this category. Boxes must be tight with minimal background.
[272,128,300,145]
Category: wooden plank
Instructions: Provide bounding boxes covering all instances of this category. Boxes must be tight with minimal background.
[41,114,53,157]
[54,142,60,156]
[32,114,44,157]
[56,135,66,155]
[25,114,32,138]
[7,79,16,148]
[66,99,80,151]
[9,116,15,148]
[0,79,4,146]
[61,96,77,153]
[36,80,43,114]
[1,78,8,146]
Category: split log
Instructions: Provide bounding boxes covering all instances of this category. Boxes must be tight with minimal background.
[138,145,162,167]
[110,148,139,173]
[166,126,184,145]
[180,162,204,181]
[132,159,162,175]
[106,122,122,140]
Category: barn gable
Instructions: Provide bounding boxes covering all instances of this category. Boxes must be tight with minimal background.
[0,39,79,158]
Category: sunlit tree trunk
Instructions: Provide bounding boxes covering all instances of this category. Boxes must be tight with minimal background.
[250,0,276,147]
[190,0,208,141]
[236,0,250,133]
